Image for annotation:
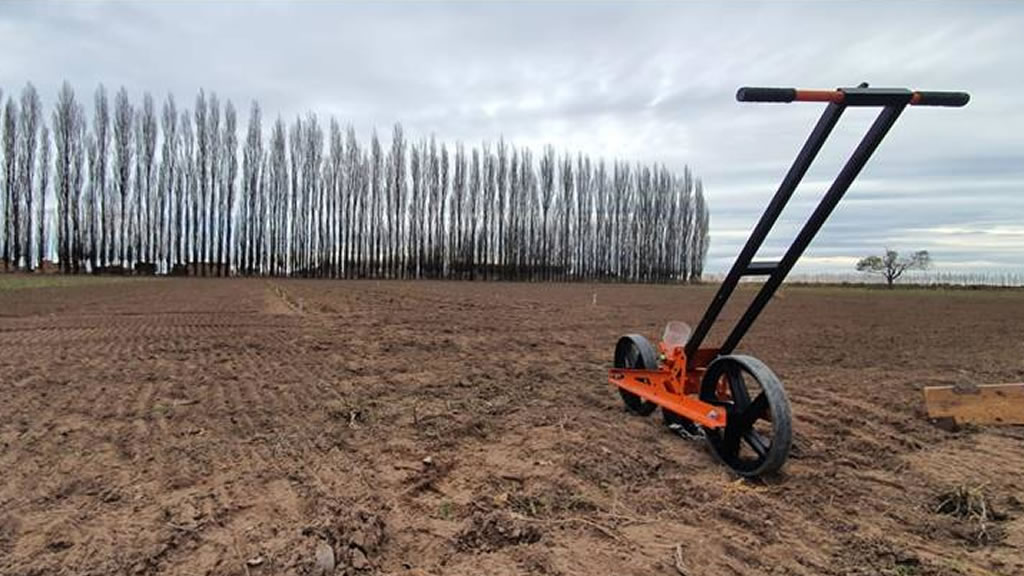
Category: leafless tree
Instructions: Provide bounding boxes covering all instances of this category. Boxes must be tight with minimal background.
[241,102,263,275]
[17,84,41,270]
[468,147,481,279]
[355,127,370,277]
[69,112,86,273]
[267,115,285,276]
[388,124,406,279]
[112,87,133,268]
[450,143,466,278]
[539,146,555,280]
[221,100,237,276]
[690,180,709,282]
[180,109,196,273]
[92,86,110,268]
[193,91,207,274]
[137,93,157,266]
[36,124,50,268]
[53,82,78,272]
[207,93,221,274]
[856,248,930,288]
[159,94,178,271]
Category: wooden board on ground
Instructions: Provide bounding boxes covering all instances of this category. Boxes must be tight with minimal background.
[924,383,1024,425]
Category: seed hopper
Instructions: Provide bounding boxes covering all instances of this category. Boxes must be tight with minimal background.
[608,84,970,477]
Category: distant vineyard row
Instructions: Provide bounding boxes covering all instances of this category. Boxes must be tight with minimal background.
[1,82,708,282]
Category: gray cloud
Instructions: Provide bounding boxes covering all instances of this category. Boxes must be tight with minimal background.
[1,1,1021,274]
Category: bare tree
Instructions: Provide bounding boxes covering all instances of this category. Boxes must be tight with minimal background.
[2,95,16,270]
[439,143,449,278]
[288,117,302,274]
[242,103,263,275]
[112,87,133,268]
[856,248,931,288]
[0,86,2,265]
[366,129,382,278]
[539,146,554,280]
[138,93,157,266]
[193,91,207,274]
[36,124,50,268]
[159,94,178,271]
[17,83,40,270]
[69,111,86,273]
[690,180,709,282]
[388,124,406,279]
[268,115,285,276]
[53,82,77,272]
[84,135,97,270]
[179,110,195,273]
[207,93,220,274]
[468,147,480,279]
[132,110,144,265]
[410,139,422,277]
[92,85,110,268]
[302,114,322,276]
[496,139,508,279]
[327,121,340,275]
[222,100,237,276]
[176,109,192,270]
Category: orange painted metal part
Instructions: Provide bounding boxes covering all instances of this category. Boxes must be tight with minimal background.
[795,89,844,103]
[608,343,727,429]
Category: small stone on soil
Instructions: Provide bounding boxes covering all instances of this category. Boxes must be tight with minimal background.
[314,541,335,575]
[350,547,369,570]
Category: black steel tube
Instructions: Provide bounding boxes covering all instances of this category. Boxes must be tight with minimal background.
[684,102,846,366]
[840,87,913,107]
[719,104,907,354]
[912,91,970,107]
[736,87,797,103]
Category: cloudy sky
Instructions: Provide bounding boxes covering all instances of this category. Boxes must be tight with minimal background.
[1,1,1021,275]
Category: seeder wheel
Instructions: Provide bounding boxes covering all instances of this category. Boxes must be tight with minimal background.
[700,355,792,477]
[613,335,659,416]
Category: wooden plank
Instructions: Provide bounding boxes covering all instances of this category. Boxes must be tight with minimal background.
[923,383,1024,425]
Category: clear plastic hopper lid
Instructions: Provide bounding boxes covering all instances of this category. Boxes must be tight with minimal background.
[662,321,692,350]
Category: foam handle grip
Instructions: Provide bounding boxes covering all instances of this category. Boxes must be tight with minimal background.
[913,91,970,107]
[736,87,797,103]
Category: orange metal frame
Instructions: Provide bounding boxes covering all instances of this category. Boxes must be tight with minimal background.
[607,344,728,429]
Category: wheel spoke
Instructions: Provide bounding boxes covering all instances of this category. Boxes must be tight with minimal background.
[722,426,742,459]
[729,367,751,409]
[739,392,769,431]
[744,430,768,458]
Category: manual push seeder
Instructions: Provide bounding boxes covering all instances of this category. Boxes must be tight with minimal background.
[608,84,969,477]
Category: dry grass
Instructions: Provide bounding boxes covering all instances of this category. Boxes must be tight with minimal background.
[935,485,1006,546]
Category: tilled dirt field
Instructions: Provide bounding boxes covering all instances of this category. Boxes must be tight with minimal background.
[1,278,1023,576]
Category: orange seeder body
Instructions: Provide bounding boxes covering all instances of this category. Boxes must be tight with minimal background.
[608,344,727,429]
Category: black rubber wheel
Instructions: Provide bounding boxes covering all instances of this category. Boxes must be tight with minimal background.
[613,335,659,416]
[699,355,792,477]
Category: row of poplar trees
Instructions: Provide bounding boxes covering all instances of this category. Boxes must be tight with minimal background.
[1,82,709,282]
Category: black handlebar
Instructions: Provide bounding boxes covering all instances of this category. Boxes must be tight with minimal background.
[736,85,970,108]
[912,91,971,107]
[735,87,797,103]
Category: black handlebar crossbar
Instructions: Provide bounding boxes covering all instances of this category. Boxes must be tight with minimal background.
[736,85,970,107]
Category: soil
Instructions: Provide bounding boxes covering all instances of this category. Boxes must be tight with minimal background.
[1,278,1023,576]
